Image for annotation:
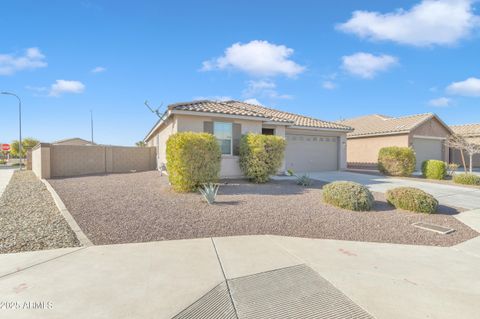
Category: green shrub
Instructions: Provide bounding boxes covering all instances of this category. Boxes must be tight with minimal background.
[239,133,286,183]
[322,181,374,211]
[386,187,438,213]
[378,147,416,176]
[166,132,221,192]
[453,173,480,185]
[421,160,447,180]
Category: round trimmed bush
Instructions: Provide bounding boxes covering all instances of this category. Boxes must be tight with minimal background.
[421,160,447,180]
[322,181,374,211]
[378,146,416,176]
[453,173,480,185]
[239,133,286,183]
[386,187,438,214]
[166,132,221,192]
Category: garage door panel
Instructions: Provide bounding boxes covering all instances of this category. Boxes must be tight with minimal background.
[285,134,338,172]
[412,138,443,171]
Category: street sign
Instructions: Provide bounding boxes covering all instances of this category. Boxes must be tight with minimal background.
[1,144,10,151]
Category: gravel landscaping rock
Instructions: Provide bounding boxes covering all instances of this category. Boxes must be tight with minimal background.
[49,171,478,247]
[0,171,80,254]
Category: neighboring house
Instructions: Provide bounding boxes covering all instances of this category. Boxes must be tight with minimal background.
[144,100,352,177]
[338,113,452,170]
[449,123,480,168]
[52,137,95,146]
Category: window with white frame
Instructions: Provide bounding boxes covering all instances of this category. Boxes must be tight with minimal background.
[214,122,233,155]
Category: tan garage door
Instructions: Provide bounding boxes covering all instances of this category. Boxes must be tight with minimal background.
[285,134,338,172]
[412,138,443,171]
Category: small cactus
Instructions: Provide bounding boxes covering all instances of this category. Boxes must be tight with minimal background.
[199,183,220,204]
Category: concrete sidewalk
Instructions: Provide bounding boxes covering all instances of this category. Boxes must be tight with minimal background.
[0,233,479,319]
[0,168,15,198]
[274,171,480,210]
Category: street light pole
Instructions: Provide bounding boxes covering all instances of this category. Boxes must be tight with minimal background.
[1,91,22,170]
[90,110,94,144]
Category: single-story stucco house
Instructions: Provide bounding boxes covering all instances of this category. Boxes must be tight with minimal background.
[52,137,95,146]
[450,123,480,168]
[144,100,353,177]
[337,113,452,170]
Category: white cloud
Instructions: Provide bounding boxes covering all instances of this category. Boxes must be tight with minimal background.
[0,47,47,75]
[322,81,337,90]
[49,80,85,97]
[193,96,232,102]
[91,66,106,73]
[342,52,398,79]
[337,0,479,46]
[428,97,451,107]
[201,40,305,77]
[243,80,292,100]
[447,77,480,96]
[243,98,263,106]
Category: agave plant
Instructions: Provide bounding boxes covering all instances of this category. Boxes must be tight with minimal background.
[199,183,220,204]
[296,174,312,187]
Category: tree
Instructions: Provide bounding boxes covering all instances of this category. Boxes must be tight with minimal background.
[445,135,480,173]
[135,141,146,147]
[10,138,40,158]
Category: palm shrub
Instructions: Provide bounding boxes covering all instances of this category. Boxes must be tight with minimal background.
[296,174,313,187]
[386,187,438,213]
[453,173,480,185]
[378,146,416,176]
[166,132,221,192]
[421,160,447,180]
[322,181,374,211]
[239,133,286,183]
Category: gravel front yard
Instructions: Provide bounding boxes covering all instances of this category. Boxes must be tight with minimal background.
[0,171,80,254]
[49,171,478,247]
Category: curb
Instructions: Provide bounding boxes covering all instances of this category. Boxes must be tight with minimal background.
[41,179,93,247]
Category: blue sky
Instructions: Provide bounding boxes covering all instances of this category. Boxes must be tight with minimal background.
[1,0,479,146]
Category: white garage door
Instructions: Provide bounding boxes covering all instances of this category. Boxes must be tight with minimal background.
[285,134,338,172]
[412,138,443,171]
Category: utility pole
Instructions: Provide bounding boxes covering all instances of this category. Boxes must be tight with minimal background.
[90,110,94,144]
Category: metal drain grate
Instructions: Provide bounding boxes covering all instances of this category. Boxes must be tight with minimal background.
[412,222,455,234]
[172,264,373,319]
[172,282,236,319]
[229,264,373,319]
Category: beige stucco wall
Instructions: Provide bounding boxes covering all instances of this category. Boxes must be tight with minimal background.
[175,114,265,178]
[32,144,156,178]
[32,143,51,179]
[347,134,409,166]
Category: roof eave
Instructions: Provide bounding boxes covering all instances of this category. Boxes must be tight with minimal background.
[288,125,353,132]
[347,130,411,138]
[170,109,269,121]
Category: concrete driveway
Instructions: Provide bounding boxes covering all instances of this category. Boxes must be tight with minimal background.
[0,232,479,319]
[279,171,480,210]
[0,168,14,197]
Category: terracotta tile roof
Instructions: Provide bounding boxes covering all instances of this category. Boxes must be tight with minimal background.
[168,100,269,119]
[338,113,435,137]
[450,123,480,137]
[169,100,352,131]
